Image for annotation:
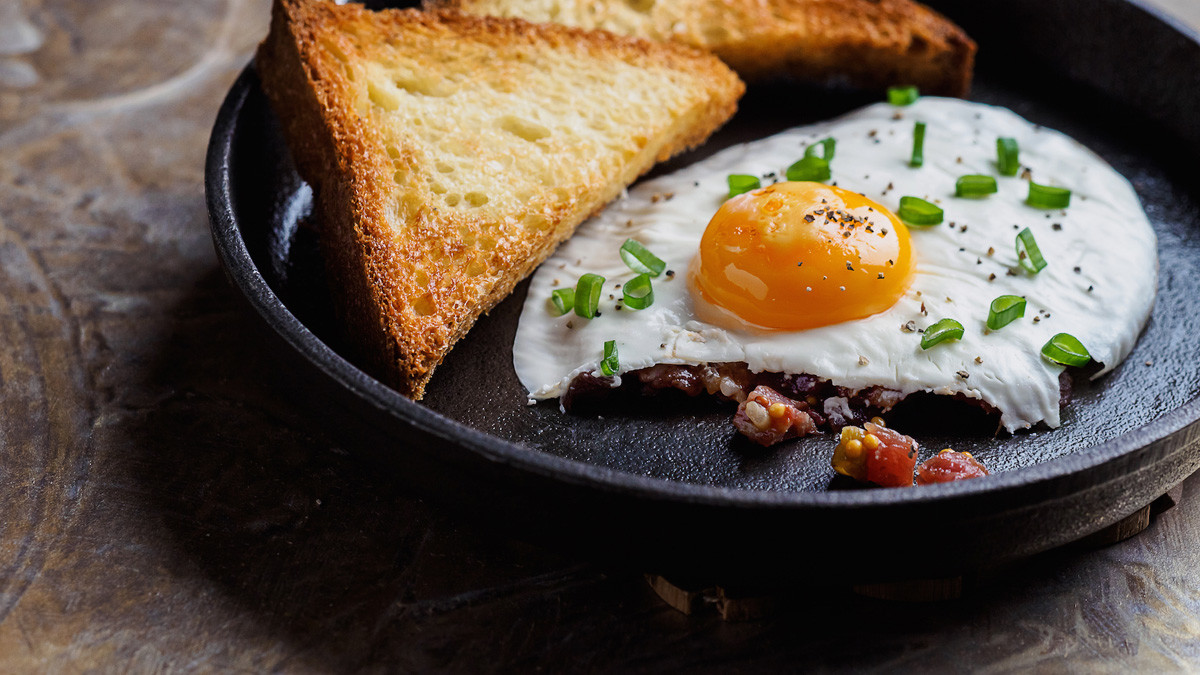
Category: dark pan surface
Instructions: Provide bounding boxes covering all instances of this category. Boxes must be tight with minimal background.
[208,0,1200,579]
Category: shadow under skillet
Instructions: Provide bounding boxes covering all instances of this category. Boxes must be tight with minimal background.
[251,71,1200,493]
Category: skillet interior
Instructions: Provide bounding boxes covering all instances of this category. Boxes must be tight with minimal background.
[241,63,1200,493]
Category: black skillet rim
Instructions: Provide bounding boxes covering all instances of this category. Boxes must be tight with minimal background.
[205,0,1200,514]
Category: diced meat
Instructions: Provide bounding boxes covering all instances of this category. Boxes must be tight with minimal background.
[831,422,919,487]
[561,372,617,412]
[863,387,906,411]
[773,373,831,399]
[636,364,705,397]
[733,385,818,447]
[915,450,990,485]
[636,363,756,402]
[864,423,920,487]
[563,364,907,431]
[700,363,756,402]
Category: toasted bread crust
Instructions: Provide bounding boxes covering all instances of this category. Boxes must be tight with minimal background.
[433,0,976,96]
[256,0,743,398]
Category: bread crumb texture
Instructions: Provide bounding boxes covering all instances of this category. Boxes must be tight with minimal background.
[257,0,742,397]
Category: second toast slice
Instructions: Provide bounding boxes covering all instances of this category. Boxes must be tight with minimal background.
[256,0,743,398]
[432,0,976,96]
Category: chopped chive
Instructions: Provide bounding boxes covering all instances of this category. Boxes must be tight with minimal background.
[956,174,998,198]
[888,85,920,106]
[619,239,666,277]
[921,318,965,349]
[1026,182,1072,209]
[997,138,1020,176]
[600,339,620,376]
[1015,227,1047,273]
[910,121,926,168]
[987,295,1026,330]
[786,155,831,182]
[897,196,943,226]
[727,174,760,199]
[805,137,837,161]
[1041,333,1091,367]
[548,287,575,316]
[573,273,605,319]
[622,273,654,310]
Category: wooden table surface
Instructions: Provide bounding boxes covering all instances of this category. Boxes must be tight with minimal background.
[3,0,1200,671]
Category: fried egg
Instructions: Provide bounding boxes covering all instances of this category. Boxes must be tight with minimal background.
[512,97,1158,431]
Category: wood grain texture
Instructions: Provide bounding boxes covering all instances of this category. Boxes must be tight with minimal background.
[1,0,1199,671]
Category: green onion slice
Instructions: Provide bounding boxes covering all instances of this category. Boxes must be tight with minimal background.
[622,273,654,310]
[921,318,965,349]
[987,295,1026,330]
[1041,333,1092,367]
[1026,182,1072,209]
[786,155,831,182]
[600,339,620,376]
[727,174,760,199]
[897,196,943,226]
[997,138,1020,176]
[1015,227,1047,273]
[619,239,666,277]
[549,287,575,316]
[888,85,920,106]
[573,273,605,319]
[910,121,926,168]
[805,137,837,161]
[956,174,998,198]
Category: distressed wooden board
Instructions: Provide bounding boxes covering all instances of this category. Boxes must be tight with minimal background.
[0,0,1199,671]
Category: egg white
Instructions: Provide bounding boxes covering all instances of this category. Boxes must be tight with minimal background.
[512,98,1158,431]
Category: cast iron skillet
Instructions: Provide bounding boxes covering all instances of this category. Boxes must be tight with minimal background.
[207,0,1200,583]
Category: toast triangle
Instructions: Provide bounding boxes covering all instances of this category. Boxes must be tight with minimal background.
[256,0,743,398]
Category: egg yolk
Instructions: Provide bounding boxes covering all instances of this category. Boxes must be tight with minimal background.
[689,182,915,330]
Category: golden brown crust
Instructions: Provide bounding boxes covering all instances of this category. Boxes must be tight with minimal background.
[434,0,976,96]
[256,0,743,398]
